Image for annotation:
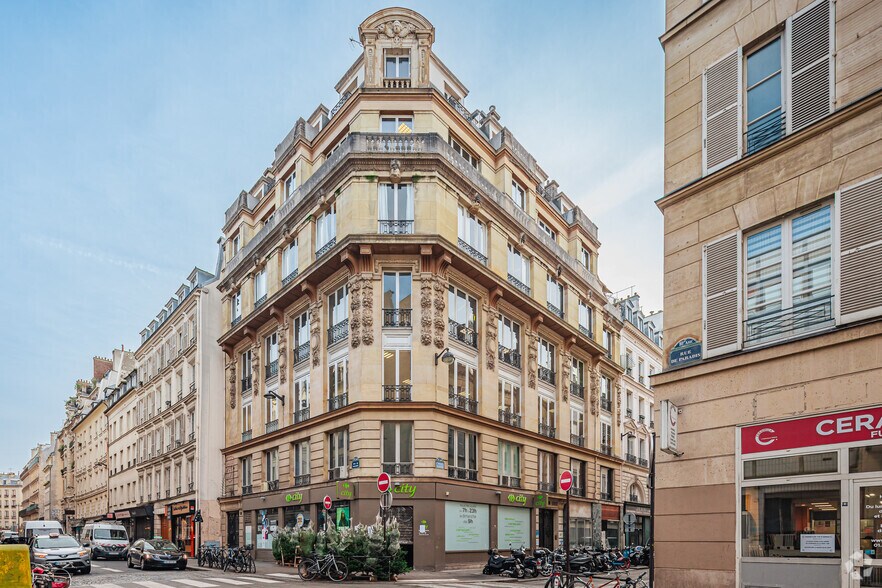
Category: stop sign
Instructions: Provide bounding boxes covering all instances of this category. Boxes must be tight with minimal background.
[559,470,573,492]
[323,495,332,510]
[377,472,392,493]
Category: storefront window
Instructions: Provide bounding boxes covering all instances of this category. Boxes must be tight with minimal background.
[743,452,837,480]
[850,446,882,473]
[741,481,840,558]
[570,518,593,548]
[256,508,277,550]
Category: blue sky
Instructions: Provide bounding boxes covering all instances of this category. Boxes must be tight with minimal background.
[0,1,665,470]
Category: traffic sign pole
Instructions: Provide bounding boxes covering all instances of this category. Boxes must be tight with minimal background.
[377,472,393,581]
[559,470,572,588]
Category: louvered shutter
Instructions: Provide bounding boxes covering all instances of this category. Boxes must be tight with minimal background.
[703,232,741,357]
[839,175,882,323]
[787,0,834,133]
[703,49,742,175]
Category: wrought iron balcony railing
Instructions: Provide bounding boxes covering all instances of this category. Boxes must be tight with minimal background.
[547,302,563,318]
[571,486,586,498]
[538,423,556,439]
[626,408,633,418]
[600,491,612,501]
[448,393,478,414]
[629,494,639,502]
[294,474,311,487]
[265,420,279,434]
[448,319,477,348]
[188,482,194,491]
[626,453,637,464]
[241,376,252,393]
[458,238,487,265]
[315,237,336,260]
[282,269,298,287]
[189,382,196,394]
[639,458,649,468]
[600,397,612,412]
[571,434,584,447]
[265,360,279,381]
[231,315,242,327]
[744,296,834,344]
[570,382,584,399]
[507,274,531,296]
[293,407,309,424]
[498,345,521,369]
[241,485,253,496]
[328,319,349,346]
[746,110,786,155]
[538,366,556,385]
[638,415,645,423]
[254,294,268,309]
[267,480,279,491]
[600,443,612,456]
[538,481,556,493]
[189,432,195,442]
[498,475,521,489]
[498,409,522,428]
[382,462,414,475]
[329,394,348,412]
[383,308,412,328]
[294,342,310,364]
[176,486,181,495]
[378,220,414,235]
[241,430,252,442]
[448,467,478,481]
[383,385,412,402]
[579,325,592,338]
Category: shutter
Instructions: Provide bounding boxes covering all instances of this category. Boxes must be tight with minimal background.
[787,0,834,133]
[703,232,741,357]
[839,174,882,323]
[702,49,742,175]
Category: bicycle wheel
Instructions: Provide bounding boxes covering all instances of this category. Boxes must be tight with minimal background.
[51,568,72,587]
[327,559,349,582]
[298,558,317,580]
[248,557,256,574]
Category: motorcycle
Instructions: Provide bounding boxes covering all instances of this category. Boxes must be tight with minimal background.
[482,547,526,578]
[510,544,540,578]
[533,547,554,576]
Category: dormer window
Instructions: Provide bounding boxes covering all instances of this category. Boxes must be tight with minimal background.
[385,54,410,79]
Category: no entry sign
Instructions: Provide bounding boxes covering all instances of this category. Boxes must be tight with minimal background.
[377,472,392,493]
[323,495,332,510]
[559,470,573,492]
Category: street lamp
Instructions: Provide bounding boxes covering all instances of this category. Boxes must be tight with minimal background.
[434,348,454,366]
[263,390,285,407]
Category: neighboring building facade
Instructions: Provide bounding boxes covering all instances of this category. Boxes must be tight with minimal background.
[19,443,47,523]
[1,473,23,531]
[41,433,62,523]
[614,293,661,547]
[216,7,635,570]
[58,398,81,533]
[105,367,142,538]
[658,0,882,586]
[131,268,224,554]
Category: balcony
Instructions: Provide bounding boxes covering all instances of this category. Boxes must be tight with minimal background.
[498,345,521,369]
[498,475,521,489]
[383,308,412,328]
[744,295,834,345]
[328,319,349,347]
[315,237,337,260]
[241,430,252,442]
[538,423,556,439]
[579,325,592,338]
[231,315,242,328]
[600,491,612,501]
[571,486,586,498]
[254,294,268,309]
[383,77,411,89]
[449,393,478,414]
[547,302,563,318]
[242,485,253,496]
[507,274,531,296]
[448,319,477,348]
[639,458,649,468]
[328,466,348,481]
[383,385,412,402]
[265,420,279,434]
[382,462,414,476]
[189,382,196,394]
[571,434,584,447]
[538,366,556,385]
[293,407,310,424]
[746,109,786,155]
[570,382,584,399]
[267,480,280,492]
[600,444,612,456]
[458,238,487,265]
[265,360,279,381]
[282,269,299,287]
[600,397,612,412]
[379,220,414,235]
[498,409,522,428]
[449,466,478,481]
[328,394,348,412]
[189,432,195,442]
[626,453,637,464]
[538,481,556,493]
[241,376,252,393]
[294,474,311,487]
[294,342,310,364]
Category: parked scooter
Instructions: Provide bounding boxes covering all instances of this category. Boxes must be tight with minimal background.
[510,544,540,578]
[482,548,526,578]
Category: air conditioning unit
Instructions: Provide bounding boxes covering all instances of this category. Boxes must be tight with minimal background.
[261,481,269,492]
[338,466,348,479]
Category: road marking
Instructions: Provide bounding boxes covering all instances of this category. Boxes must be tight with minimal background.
[206,578,252,585]
[89,584,126,588]
[97,566,124,572]
[134,582,181,588]
[168,580,221,588]
[266,572,299,578]
[247,579,283,584]
[399,581,463,584]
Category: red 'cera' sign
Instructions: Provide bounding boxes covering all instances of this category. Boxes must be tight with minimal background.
[559,470,573,492]
[377,472,391,493]
[740,406,882,455]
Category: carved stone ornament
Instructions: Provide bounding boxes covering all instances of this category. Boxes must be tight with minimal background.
[251,342,261,396]
[615,379,623,411]
[348,275,362,348]
[278,323,288,384]
[432,276,447,349]
[376,19,416,45]
[561,353,572,401]
[227,361,237,409]
[527,333,538,389]
[390,159,401,183]
[310,301,322,367]
[361,275,374,346]
[419,45,428,84]
[484,304,498,370]
[365,45,375,85]
[420,275,433,346]
[590,365,600,416]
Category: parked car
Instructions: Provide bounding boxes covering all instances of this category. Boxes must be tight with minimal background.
[127,538,187,570]
[81,522,129,560]
[29,533,91,574]
[1,530,20,544]
[20,521,64,544]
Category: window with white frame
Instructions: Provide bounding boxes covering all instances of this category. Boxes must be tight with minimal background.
[538,451,556,490]
[538,338,555,372]
[511,180,525,210]
[241,401,252,435]
[578,300,593,336]
[457,206,486,258]
[264,449,278,482]
[383,348,412,400]
[547,275,563,316]
[241,349,252,390]
[571,357,585,396]
[282,240,298,281]
[507,245,530,292]
[284,171,297,200]
[448,427,478,479]
[328,429,348,473]
[448,357,478,407]
[745,37,784,154]
[381,116,413,134]
[570,408,585,444]
[231,291,241,322]
[538,395,555,437]
[580,246,592,271]
[382,272,412,326]
[241,456,252,489]
[497,378,521,427]
[328,285,349,330]
[294,311,309,359]
[498,440,521,486]
[378,184,414,234]
[384,54,410,79]
[231,234,240,256]
[253,269,267,304]
[328,356,349,408]
[265,332,279,377]
[601,421,612,453]
[293,440,309,479]
[264,392,279,425]
[382,422,413,473]
[315,204,336,253]
[538,218,556,241]
[450,135,479,169]
[497,315,521,368]
[293,374,309,421]
[448,285,478,346]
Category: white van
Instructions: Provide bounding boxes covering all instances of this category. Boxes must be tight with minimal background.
[81,522,130,560]
[20,520,64,543]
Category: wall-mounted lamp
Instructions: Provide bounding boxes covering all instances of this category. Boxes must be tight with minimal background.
[435,348,454,366]
[264,390,285,407]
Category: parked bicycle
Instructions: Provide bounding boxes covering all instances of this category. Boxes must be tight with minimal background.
[297,550,349,582]
[32,565,71,588]
[197,543,225,569]
[222,545,256,573]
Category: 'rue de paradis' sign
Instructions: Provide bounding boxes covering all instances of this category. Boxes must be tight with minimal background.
[668,337,702,368]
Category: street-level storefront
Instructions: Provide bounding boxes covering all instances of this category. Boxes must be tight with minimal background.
[168,500,196,556]
[623,502,651,547]
[115,505,154,541]
[737,406,882,588]
[601,504,620,548]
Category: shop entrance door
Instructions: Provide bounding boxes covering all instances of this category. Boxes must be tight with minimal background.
[850,478,882,588]
[539,509,555,549]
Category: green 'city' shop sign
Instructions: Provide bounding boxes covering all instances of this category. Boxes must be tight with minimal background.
[393,483,417,498]
[336,481,354,499]
[534,494,547,508]
[285,492,303,504]
[507,493,528,505]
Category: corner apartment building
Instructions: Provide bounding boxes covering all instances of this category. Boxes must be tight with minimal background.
[1,473,23,531]
[19,443,48,523]
[130,268,223,554]
[657,0,882,586]
[614,293,662,547]
[71,350,134,535]
[216,7,635,570]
